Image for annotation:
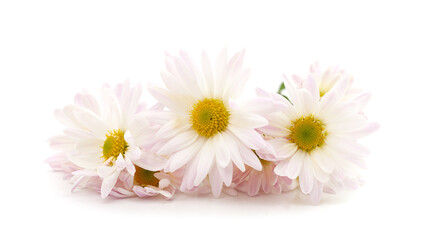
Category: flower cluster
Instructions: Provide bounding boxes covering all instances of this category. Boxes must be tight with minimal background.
[47,49,378,204]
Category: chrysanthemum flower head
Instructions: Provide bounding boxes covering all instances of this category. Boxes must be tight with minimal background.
[147,49,278,197]
[48,81,175,198]
[257,71,378,204]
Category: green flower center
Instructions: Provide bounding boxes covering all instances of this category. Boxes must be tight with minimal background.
[190,98,230,138]
[102,129,128,160]
[289,115,327,152]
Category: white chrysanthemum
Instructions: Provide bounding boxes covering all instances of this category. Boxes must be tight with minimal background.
[49,81,153,198]
[258,74,378,204]
[147,49,276,197]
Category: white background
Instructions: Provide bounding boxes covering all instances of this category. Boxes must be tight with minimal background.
[1,0,425,239]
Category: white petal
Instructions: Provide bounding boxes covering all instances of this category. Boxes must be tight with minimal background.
[101,171,120,199]
[311,161,330,183]
[303,74,320,102]
[194,138,215,186]
[299,156,314,194]
[209,166,223,198]
[283,150,305,179]
[76,111,109,137]
[214,133,231,168]
[308,179,323,205]
[97,165,116,178]
[217,163,233,187]
[74,93,100,115]
[229,112,268,129]
[267,138,298,159]
[49,135,75,151]
[239,145,262,171]
[167,139,203,172]
[75,138,103,154]
[229,127,265,150]
[115,154,126,170]
[310,149,335,173]
[157,131,198,155]
[133,150,168,171]
[124,156,136,176]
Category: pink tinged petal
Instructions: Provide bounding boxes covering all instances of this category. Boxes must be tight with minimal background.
[209,166,223,198]
[247,173,262,196]
[125,145,142,162]
[75,138,103,154]
[282,74,298,105]
[310,149,335,173]
[54,106,83,129]
[100,171,120,199]
[308,180,323,205]
[229,111,268,129]
[201,51,214,97]
[115,154,126,170]
[274,159,290,176]
[239,145,262,171]
[328,137,370,158]
[132,186,154,198]
[160,71,186,97]
[167,140,203,172]
[180,159,198,191]
[299,156,314,194]
[194,139,215,186]
[224,133,245,172]
[214,133,231,168]
[71,176,86,192]
[69,152,103,170]
[156,120,191,139]
[76,111,109,137]
[49,135,75,151]
[72,169,98,177]
[239,97,282,114]
[298,89,316,115]
[352,92,371,111]
[311,161,330,183]
[133,150,168,171]
[328,75,348,100]
[97,165,116,178]
[229,127,266,150]
[100,87,121,129]
[124,156,136,176]
[157,131,198,155]
[291,74,304,88]
[147,85,180,112]
[267,138,298,159]
[344,122,379,138]
[213,48,228,98]
[282,150,305,179]
[216,163,233,187]
[303,74,320,102]
[317,91,338,116]
[74,93,100,115]
[259,126,286,137]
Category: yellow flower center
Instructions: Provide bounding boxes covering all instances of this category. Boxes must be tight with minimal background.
[190,98,230,138]
[102,129,128,160]
[289,115,327,152]
[133,165,160,187]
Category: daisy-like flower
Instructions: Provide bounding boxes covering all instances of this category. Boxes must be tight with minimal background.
[257,74,378,204]
[147,49,277,197]
[294,62,371,109]
[49,81,160,198]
